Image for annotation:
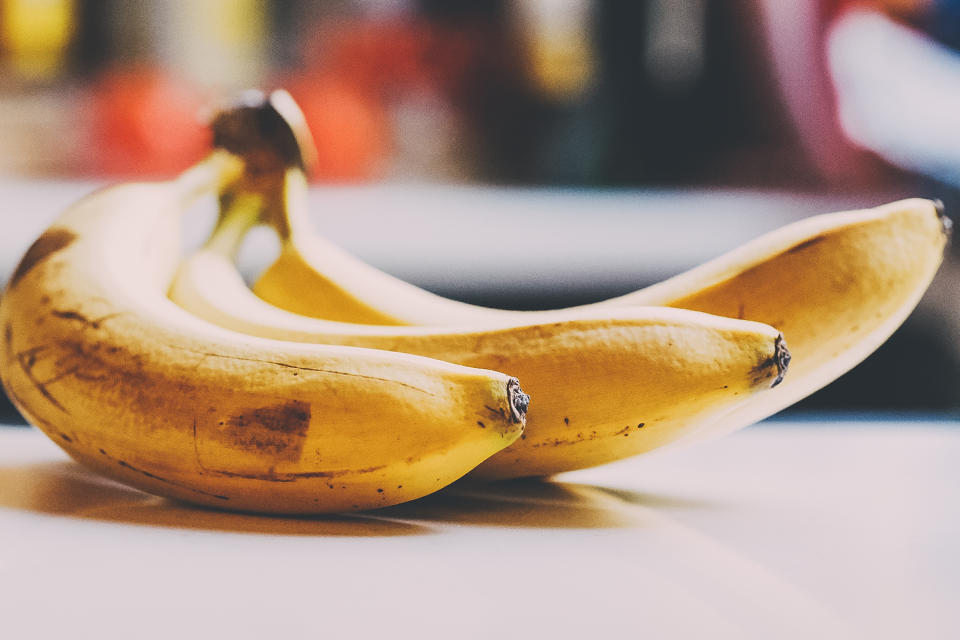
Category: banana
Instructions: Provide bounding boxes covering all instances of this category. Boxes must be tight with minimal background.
[0,100,529,514]
[171,167,789,480]
[252,180,948,442]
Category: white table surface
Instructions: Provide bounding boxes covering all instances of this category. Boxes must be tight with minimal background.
[0,420,957,639]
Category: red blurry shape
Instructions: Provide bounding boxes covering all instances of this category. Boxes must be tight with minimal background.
[87,68,209,177]
[285,73,389,182]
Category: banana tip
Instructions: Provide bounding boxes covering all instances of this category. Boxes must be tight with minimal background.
[507,378,530,425]
[771,334,790,388]
[933,199,952,241]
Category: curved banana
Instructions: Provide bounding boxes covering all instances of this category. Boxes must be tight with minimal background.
[0,133,529,513]
[252,178,948,441]
[171,168,789,480]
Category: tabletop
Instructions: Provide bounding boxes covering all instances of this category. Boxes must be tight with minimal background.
[0,419,956,639]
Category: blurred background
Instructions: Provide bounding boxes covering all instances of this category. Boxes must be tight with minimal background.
[0,0,958,421]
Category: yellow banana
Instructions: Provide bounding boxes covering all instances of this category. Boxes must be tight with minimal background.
[0,101,528,514]
[253,178,948,441]
[171,167,789,480]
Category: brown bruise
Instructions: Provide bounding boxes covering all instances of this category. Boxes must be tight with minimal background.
[214,400,312,461]
[8,229,77,288]
[784,235,827,256]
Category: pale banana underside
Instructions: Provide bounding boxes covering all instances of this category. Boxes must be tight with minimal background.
[0,155,528,513]
[253,190,949,443]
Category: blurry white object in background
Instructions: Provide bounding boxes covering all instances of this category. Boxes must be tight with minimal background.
[828,8,960,187]
[154,0,269,91]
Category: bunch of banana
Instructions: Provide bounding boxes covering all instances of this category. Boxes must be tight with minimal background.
[1,88,949,515]
[169,92,948,483]
[170,167,789,480]
[251,182,949,448]
[0,96,531,514]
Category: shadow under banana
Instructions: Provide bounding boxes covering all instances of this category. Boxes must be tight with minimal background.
[0,459,715,535]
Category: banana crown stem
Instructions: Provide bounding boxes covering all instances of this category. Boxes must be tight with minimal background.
[207,192,266,259]
[271,167,312,242]
[176,150,246,206]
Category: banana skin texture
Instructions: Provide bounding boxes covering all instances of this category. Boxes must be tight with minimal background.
[0,155,528,514]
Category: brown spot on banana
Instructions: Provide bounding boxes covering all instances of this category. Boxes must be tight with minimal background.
[50,309,125,330]
[784,235,827,255]
[8,228,76,288]
[197,465,389,482]
[96,447,231,500]
[215,400,312,460]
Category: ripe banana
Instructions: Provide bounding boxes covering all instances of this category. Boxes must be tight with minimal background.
[253,184,948,442]
[0,151,530,514]
[171,167,789,480]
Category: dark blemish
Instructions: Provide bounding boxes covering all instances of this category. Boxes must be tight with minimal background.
[637,423,645,429]
[723,385,728,389]
[477,421,486,429]
[181,349,434,395]
[613,425,631,436]
[219,400,311,460]
[58,432,72,442]
[98,448,229,500]
[484,404,507,421]
[50,310,124,330]
[520,434,526,440]
[737,303,745,320]
[377,488,384,493]
[15,345,69,413]
[785,235,826,255]
[397,485,402,489]
[197,464,387,482]
[51,309,93,325]
[564,417,569,425]
[39,295,50,305]
[528,430,600,448]
[4,323,11,353]
[9,228,77,288]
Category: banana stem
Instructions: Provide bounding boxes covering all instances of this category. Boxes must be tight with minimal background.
[175,150,246,205]
[271,167,313,242]
[206,192,264,259]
